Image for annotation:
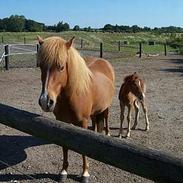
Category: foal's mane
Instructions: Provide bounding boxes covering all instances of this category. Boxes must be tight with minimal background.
[123,72,146,92]
[124,72,139,83]
[38,36,93,94]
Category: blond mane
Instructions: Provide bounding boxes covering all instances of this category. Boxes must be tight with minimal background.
[38,36,93,94]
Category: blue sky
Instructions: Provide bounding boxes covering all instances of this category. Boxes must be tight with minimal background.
[0,0,183,28]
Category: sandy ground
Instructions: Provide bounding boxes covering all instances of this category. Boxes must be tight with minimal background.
[0,54,183,183]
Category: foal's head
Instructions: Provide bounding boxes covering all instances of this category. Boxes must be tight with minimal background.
[37,36,74,112]
[124,72,145,101]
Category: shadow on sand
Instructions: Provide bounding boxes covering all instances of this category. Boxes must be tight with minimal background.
[0,135,92,182]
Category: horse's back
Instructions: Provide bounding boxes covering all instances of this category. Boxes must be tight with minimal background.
[85,56,115,83]
[85,57,115,114]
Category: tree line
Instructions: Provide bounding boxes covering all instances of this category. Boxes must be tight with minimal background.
[0,15,70,32]
[0,15,183,33]
[102,24,183,33]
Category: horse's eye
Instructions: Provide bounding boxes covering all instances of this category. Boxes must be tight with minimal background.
[57,65,64,71]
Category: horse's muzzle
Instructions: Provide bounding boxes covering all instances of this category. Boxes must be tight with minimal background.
[139,93,145,101]
[39,93,55,112]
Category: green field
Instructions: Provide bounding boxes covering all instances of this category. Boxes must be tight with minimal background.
[0,31,180,56]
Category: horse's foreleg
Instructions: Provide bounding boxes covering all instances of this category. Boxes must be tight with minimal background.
[59,147,68,182]
[96,113,104,133]
[132,100,139,130]
[104,108,110,136]
[81,119,90,183]
[81,155,90,183]
[119,103,125,138]
[91,116,97,132]
[126,105,132,137]
[141,101,149,131]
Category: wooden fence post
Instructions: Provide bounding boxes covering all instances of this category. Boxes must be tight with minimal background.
[81,39,83,49]
[2,36,4,43]
[5,45,9,70]
[100,42,103,58]
[164,44,167,56]
[139,42,142,58]
[118,41,121,51]
[36,44,39,67]
[24,37,26,44]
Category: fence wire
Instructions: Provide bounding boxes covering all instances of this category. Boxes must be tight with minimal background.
[0,44,38,69]
[0,41,176,70]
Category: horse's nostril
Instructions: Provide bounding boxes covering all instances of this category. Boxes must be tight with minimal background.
[47,98,54,108]
[49,99,54,106]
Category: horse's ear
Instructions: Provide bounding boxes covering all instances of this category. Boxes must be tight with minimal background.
[66,37,75,49]
[37,35,44,45]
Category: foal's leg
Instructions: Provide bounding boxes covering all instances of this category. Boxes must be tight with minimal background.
[132,100,139,130]
[104,108,110,136]
[126,105,132,137]
[81,119,90,183]
[119,103,125,138]
[59,147,68,182]
[141,101,149,131]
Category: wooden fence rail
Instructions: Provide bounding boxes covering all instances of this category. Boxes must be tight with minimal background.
[0,103,182,183]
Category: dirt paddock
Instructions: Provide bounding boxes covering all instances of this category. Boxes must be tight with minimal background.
[0,55,183,183]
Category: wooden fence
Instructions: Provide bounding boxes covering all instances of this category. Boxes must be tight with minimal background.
[0,44,39,70]
[1,36,179,61]
[0,103,182,183]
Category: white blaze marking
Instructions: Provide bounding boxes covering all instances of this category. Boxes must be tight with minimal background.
[44,66,51,93]
[39,66,51,110]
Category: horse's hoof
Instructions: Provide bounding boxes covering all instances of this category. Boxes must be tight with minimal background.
[106,133,111,136]
[58,174,67,183]
[81,176,90,183]
[146,126,150,131]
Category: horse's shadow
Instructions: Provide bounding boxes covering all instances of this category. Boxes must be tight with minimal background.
[0,135,87,182]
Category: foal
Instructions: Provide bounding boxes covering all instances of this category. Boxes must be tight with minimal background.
[118,72,149,138]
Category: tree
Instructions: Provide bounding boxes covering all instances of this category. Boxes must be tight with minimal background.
[6,15,25,32]
[45,25,57,32]
[25,19,44,32]
[103,24,113,32]
[143,26,151,32]
[56,21,70,32]
[131,25,141,33]
[0,19,6,31]
[73,25,80,31]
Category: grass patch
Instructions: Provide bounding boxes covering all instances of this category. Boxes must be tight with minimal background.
[0,31,179,55]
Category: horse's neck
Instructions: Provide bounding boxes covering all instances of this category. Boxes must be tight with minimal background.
[119,83,130,100]
[122,83,131,94]
[67,49,92,96]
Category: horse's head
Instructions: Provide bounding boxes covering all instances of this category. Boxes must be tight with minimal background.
[125,72,145,101]
[37,36,75,112]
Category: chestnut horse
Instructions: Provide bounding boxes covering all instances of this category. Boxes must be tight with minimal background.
[118,72,149,138]
[37,36,115,182]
